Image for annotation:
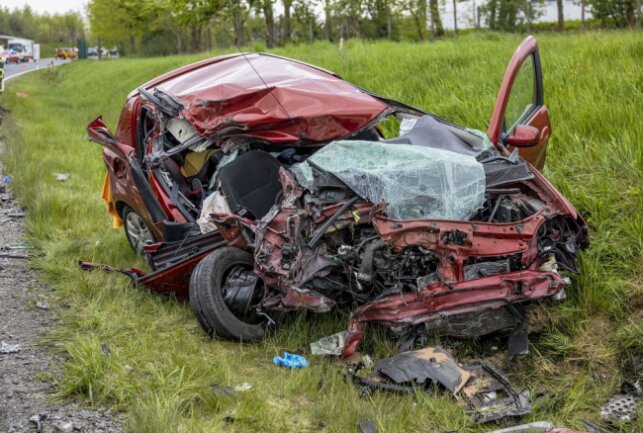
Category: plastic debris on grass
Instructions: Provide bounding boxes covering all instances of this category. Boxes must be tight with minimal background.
[349,346,531,424]
[234,382,253,392]
[54,173,70,182]
[273,352,309,369]
[310,331,347,356]
[1,341,21,353]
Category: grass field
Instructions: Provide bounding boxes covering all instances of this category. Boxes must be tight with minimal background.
[1,31,641,432]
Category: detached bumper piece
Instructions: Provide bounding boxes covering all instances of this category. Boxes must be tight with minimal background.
[350,346,530,424]
[80,231,225,299]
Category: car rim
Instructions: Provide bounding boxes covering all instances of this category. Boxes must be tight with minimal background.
[125,212,155,253]
[221,264,265,325]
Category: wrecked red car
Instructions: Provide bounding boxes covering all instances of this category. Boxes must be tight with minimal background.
[87,36,588,358]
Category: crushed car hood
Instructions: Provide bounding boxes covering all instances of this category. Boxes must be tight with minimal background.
[149,53,390,144]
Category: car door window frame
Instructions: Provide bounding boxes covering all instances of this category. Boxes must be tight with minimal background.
[136,104,159,163]
[487,36,545,148]
[502,50,544,139]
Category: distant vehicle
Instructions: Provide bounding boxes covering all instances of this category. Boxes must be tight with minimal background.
[55,47,78,60]
[7,38,39,63]
[86,47,118,60]
[6,50,20,63]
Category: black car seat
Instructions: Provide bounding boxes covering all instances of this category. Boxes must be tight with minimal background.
[217,150,282,220]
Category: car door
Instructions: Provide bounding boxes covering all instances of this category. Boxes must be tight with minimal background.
[487,36,551,171]
[87,116,167,228]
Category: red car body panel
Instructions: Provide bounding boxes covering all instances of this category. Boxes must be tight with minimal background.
[153,53,390,143]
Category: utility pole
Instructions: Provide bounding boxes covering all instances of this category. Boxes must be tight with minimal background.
[453,0,458,33]
[580,0,586,30]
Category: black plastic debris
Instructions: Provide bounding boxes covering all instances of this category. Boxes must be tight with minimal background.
[100,343,112,356]
[349,346,531,424]
[374,347,471,394]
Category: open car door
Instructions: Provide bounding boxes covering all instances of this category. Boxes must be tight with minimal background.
[487,36,551,171]
[87,116,132,159]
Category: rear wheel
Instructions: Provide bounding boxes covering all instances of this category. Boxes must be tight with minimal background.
[189,247,267,342]
[121,205,156,254]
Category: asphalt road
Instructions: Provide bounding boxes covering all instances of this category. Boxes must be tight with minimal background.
[4,58,69,81]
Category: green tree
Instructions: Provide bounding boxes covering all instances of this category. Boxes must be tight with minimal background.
[588,0,638,28]
[556,0,564,30]
[292,0,318,42]
[405,0,428,40]
[171,0,221,52]
[281,0,294,43]
[429,0,444,36]
[87,0,150,53]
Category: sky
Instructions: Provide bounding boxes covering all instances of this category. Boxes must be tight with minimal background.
[1,0,84,14]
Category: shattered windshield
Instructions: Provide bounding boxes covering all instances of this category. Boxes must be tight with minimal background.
[293,140,486,221]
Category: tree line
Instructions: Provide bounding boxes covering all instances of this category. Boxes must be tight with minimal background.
[0,6,84,48]
[0,1,639,58]
[87,0,642,56]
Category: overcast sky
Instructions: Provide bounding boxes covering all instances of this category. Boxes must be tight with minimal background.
[1,0,84,14]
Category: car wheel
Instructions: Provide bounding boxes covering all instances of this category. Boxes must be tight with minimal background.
[189,247,267,342]
[121,205,156,254]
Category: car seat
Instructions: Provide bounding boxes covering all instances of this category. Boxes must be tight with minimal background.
[217,150,282,220]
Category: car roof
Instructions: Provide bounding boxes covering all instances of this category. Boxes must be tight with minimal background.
[130,53,390,144]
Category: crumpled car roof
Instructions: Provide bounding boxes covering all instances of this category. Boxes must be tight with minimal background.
[144,53,390,144]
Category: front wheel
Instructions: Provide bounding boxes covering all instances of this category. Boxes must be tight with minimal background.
[121,205,156,254]
[189,247,267,342]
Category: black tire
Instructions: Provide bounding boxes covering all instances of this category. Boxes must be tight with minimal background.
[121,205,156,255]
[189,247,267,342]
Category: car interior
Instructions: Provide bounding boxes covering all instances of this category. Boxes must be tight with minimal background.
[135,100,541,246]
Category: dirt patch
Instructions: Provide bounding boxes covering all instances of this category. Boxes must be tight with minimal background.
[0,158,124,432]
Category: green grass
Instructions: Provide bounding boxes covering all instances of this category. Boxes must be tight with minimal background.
[1,31,642,432]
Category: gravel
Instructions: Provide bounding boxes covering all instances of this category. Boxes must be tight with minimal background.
[0,158,124,433]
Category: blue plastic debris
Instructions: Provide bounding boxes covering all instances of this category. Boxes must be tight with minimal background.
[273,352,309,369]
[2,175,11,184]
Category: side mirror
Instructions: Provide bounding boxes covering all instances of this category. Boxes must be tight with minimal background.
[506,124,540,147]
